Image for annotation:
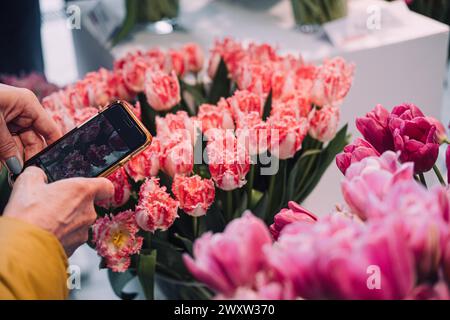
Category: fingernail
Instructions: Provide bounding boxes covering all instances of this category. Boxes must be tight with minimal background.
[5,157,22,175]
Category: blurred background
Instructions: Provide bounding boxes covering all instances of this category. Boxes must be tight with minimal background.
[1,0,449,299]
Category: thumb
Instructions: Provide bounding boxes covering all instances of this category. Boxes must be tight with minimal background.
[0,114,22,174]
[86,177,115,202]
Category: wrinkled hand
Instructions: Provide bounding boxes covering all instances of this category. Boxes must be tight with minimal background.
[0,84,61,172]
[3,167,114,256]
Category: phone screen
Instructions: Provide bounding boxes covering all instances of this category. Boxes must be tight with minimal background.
[25,102,148,181]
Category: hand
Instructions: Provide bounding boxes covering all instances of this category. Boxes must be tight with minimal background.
[0,84,61,173]
[3,167,114,256]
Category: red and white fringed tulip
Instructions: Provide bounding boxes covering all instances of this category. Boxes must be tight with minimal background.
[135,178,179,232]
[308,106,340,142]
[92,210,143,272]
[125,138,161,182]
[156,111,195,144]
[236,63,273,98]
[120,53,152,93]
[235,112,270,156]
[207,130,250,191]
[159,133,194,177]
[172,174,215,217]
[144,70,181,111]
[268,114,309,160]
[96,167,131,209]
[181,43,204,73]
[226,90,262,121]
[196,103,235,136]
[311,57,355,108]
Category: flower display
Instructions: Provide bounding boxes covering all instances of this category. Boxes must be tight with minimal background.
[172,174,215,217]
[135,178,179,232]
[30,38,356,300]
[91,210,143,272]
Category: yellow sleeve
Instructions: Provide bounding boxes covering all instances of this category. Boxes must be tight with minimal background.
[0,217,68,300]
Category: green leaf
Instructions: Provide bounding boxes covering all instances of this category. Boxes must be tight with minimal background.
[208,59,231,104]
[233,192,248,219]
[203,202,226,233]
[107,269,138,300]
[151,237,192,280]
[295,125,349,203]
[180,80,207,114]
[262,90,272,121]
[111,0,138,46]
[137,250,157,300]
[174,233,193,254]
[253,191,269,219]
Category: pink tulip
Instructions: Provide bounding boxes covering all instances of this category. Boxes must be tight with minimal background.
[342,151,414,220]
[270,201,317,240]
[159,133,194,177]
[389,103,439,173]
[96,167,131,209]
[426,116,447,143]
[336,138,380,175]
[181,43,204,73]
[125,138,161,182]
[266,215,415,299]
[308,106,340,142]
[356,104,394,153]
[183,212,272,295]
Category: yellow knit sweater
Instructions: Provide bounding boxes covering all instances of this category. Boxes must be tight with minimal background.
[0,217,68,299]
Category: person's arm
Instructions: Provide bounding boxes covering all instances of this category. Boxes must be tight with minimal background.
[0,217,68,299]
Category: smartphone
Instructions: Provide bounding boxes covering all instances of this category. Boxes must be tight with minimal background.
[22,100,151,182]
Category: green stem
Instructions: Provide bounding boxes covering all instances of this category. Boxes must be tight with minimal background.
[226,191,233,222]
[266,173,277,218]
[192,217,199,238]
[246,164,255,208]
[433,164,446,186]
[418,173,428,188]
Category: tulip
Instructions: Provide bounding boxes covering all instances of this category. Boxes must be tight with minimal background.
[159,133,194,177]
[236,62,273,98]
[91,210,143,272]
[196,103,235,135]
[96,167,131,209]
[342,151,414,220]
[144,70,181,111]
[226,90,263,120]
[407,282,450,300]
[172,174,216,217]
[308,106,340,142]
[207,130,250,191]
[181,43,204,73]
[269,201,317,240]
[120,53,152,93]
[336,138,380,174]
[266,215,415,299]
[267,114,309,160]
[235,112,270,156]
[125,138,161,182]
[355,104,394,153]
[389,104,439,173]
[156,111,195,145]
[426,116,447,143]
[183,212,272,295]
[135,178,179,232]
[311,57,355,108]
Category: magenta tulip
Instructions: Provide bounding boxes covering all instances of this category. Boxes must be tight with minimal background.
[389,103,439,173]
[342,151,414,220]
[266,215,415,299]
[356,104,394,153]
[336,138,380,174]
[446,145,450,183]
[183,212,272,295]
[269,201,317,240]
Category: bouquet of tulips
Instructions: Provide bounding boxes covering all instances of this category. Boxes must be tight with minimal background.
[33,38,354,299]
[183,102,450,300]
